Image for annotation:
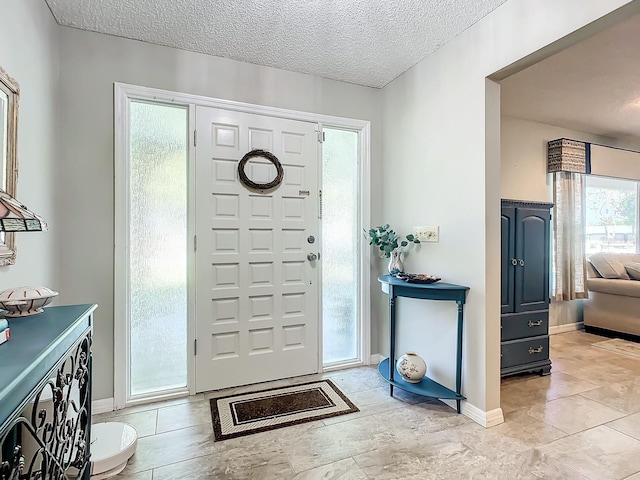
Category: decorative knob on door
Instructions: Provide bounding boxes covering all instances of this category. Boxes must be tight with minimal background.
[511,258,517,266]
[307,253,318,261]
[519,259,525,266]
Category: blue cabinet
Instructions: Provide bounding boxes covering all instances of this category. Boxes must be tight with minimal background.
[501,200,552,377]
[0,304,97,479]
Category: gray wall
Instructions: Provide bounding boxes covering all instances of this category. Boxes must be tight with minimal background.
[501,116,640,204]
[0,0,59,287]
[380,0,634,416]
[56,28,383,401]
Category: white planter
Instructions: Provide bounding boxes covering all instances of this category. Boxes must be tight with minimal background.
[396,352,427,383]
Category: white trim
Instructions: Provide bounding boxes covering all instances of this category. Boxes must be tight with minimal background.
[114,84,193,407]
[441,400,505,428]
[484,407,506,428]
[114,82,372,401]
[549,321,584,335]
[317,122,324,377]
[113,84,130,410]
[319,123,372,370]
[114,83,370,130]
[125,389,189,407]
[360,123,372,366]
[322,358,368,372]
[187,104,197,396]
[92,397,114,415]
[369,354,383,365]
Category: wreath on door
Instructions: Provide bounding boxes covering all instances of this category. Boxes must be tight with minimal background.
[237,149,284,192]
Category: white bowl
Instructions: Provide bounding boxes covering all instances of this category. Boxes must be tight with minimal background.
[0,286,59,317]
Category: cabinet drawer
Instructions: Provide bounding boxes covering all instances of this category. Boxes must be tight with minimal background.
[501,335,549,369]
[501,311,548,341]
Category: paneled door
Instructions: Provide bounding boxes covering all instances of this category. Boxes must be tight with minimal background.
[500,207,516,314]
[195,106,320,392]
[514,207,551,312]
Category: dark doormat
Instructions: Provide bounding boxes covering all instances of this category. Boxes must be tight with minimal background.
[209,379,359,441]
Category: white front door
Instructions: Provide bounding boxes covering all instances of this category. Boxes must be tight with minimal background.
[195,106,320,392]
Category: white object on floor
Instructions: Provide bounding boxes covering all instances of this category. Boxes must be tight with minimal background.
[90,422,138,479]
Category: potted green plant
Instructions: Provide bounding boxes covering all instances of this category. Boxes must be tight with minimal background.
[367,224,420,273]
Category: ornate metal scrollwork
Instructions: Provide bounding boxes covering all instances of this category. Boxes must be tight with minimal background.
[1,332,92,480]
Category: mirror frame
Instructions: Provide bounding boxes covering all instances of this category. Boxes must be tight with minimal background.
[0,66,20,265]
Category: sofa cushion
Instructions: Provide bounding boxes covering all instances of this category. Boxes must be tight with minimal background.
[587,277,640,298]
[589,253,630,280]
[625,262,640,280]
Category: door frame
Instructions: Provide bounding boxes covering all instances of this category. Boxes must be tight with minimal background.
[114,82,371,408]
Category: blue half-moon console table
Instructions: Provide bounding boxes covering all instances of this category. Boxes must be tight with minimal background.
[378,275,469,413]
[0,304,97,479]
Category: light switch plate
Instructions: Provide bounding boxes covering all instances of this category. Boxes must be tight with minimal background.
[414,226,439,242]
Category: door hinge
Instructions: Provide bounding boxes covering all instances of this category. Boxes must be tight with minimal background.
[318,189,323,219]
[194,339,197,355]
[317,130,325,143]
[194,235,197,252]
[193,130,197,147]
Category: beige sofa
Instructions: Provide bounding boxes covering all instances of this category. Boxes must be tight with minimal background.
[584,252,640,337]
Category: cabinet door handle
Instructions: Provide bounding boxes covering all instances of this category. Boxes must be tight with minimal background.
[511,258,517,266]
[528,320,543,327]
[528,346,543,354]
[519,259,525,267]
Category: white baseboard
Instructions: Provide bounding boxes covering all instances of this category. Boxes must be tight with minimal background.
[549,321,584,335]
[370,354,383,365]
[484,407,506,428]
[92,397,114,415]
[441,399,504,428]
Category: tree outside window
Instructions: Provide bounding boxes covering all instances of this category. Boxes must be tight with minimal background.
[585,176,637,254]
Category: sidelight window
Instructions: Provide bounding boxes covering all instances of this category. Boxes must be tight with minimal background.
[322,128,360,366]
[128,101,188,397]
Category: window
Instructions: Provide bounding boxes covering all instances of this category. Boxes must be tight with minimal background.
[322,127,360,366]
[128,100,188,398]
[585,175,638,254]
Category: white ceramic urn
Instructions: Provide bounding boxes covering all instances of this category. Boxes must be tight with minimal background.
[396,352,427,383]
[387,249,404,274]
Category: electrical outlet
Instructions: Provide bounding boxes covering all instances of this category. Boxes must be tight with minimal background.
[414,226,439,242]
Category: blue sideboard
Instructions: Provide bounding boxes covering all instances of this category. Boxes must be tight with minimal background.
[378,275,469,413]
[0,304,97,479]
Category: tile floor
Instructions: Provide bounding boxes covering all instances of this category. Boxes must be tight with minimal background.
[94,330,640,479]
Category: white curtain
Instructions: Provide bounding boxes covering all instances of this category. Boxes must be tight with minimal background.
[553,172,588,301]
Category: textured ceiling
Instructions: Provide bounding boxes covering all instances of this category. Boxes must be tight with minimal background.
[45,0,507,88]
[501,13,640,142]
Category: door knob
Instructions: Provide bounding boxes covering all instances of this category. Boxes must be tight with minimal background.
[307,253,318,261]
